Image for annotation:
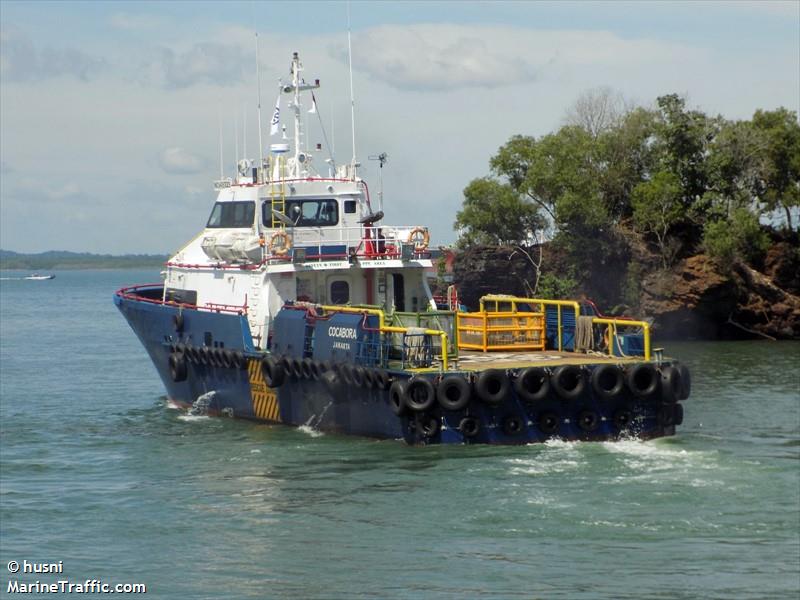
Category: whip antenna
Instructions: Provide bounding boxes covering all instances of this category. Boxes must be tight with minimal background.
[255,31,264,182]
[347,1,357,177]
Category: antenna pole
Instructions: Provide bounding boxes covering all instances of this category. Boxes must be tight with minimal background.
[347,1,357,178]
[255,31,264,183]
[243,103,247,160]
[218,111,224,179]
[234,111,239,172]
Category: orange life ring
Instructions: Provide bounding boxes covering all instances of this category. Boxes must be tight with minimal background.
[268,230,292,256]
[407,227,430,251]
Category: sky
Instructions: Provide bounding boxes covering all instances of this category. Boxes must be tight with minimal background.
[1,0,798,254]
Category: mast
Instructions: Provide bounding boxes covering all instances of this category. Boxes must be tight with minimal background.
[346,2,357,178]
[292,52,302,177]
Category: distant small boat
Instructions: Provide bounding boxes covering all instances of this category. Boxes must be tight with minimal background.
[24,274,55,280]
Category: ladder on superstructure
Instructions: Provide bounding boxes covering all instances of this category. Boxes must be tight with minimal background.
[270,155,287,229]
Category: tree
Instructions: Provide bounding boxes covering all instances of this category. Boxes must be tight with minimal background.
[751,108,800,231]
[565,86,628,139]
[454,178,544,247]
[703,208,770,269]
[631,171,683,268]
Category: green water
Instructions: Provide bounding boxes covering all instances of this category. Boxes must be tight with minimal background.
[1,271,799,598]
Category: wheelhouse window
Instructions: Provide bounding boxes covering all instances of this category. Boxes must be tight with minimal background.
[282,199,338,227]
[206,201,255,228]
[330,280,350,304]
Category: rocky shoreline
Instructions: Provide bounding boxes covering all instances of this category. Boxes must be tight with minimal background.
[450,240,800,341]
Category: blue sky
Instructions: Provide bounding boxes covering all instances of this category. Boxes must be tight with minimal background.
[1,0,798,254]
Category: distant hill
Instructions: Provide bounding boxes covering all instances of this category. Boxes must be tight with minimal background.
[0,250,168,270]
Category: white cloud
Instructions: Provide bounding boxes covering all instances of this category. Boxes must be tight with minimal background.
[109,12,165,31]
[336,24,699,91]
[159,147,206,174]
[152,43,250,89]
[0,26,105,82]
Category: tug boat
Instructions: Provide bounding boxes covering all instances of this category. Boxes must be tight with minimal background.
[115,53,690,445]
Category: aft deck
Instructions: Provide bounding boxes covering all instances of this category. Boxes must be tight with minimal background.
[452,349,647,371]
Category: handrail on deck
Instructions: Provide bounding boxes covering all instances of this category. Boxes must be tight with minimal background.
[318,304,449,371]
[592,317,651,361]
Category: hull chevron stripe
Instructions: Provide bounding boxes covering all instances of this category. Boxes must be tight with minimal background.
[247,358,281,423]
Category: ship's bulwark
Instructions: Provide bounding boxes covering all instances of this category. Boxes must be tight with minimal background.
[115,288,682,445]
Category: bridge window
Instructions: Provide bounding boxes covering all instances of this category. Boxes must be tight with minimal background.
[282,199,338,227]
[206,201,255,228]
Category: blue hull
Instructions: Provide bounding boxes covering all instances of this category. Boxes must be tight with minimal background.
[114,286,680,445]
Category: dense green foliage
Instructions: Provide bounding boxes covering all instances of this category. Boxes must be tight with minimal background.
[0,250,167,270]
[455,91,799,305]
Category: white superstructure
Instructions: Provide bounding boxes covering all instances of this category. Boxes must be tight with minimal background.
[163,52,434,348]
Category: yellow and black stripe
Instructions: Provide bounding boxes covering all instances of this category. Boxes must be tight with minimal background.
[247,358,281,422]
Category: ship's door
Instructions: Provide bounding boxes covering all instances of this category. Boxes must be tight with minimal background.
[392,273,405,312]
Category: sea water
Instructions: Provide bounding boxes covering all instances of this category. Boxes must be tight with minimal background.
[1,270,798,599]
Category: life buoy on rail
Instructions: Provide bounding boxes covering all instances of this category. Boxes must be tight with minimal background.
[268,230,292,256]
[407,227,430,251]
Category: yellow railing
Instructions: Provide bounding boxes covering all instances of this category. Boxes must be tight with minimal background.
[592,318,651,361]
[457,311,545,352]
[318,305,449,371]
[478,295,580,352]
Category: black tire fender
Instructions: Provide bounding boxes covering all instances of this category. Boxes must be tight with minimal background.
[613,407,633,430]
[436,375,472,411]
[502,414,524,436]
[552,365,586,400]
[538,411,560,435]
[591,364,624,400]
[576,410,600,432]
[261,356,285,388]
[475,369,510,405]
[459,416,481,438]
[626,363,659,397]
[404,377,436,412]
[300,358,314,380]
[677,363,691,400]
[168,352,187,382]
[514,367,550,403]
[389,380,407,416]
[660,365,682,403]
[373,369,391,390]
